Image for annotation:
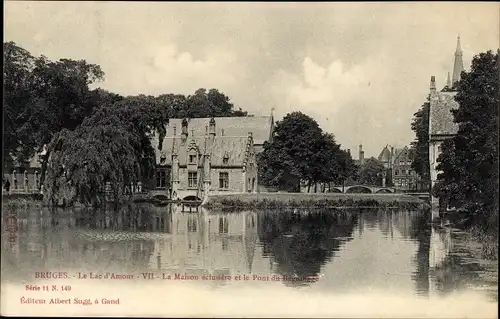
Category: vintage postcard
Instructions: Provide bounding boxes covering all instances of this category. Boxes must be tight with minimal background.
[2,1,499,317]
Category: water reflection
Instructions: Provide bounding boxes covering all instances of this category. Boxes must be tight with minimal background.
[1,204,497,299]
[258,210,357,287]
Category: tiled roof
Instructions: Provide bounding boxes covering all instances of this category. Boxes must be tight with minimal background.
[393,146,409,162]
[154,136,253,167]
[430,92,459,136]
[163,116,273,146]
[378,146,391,162]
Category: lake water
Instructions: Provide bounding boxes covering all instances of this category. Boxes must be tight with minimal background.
[1,203,497,317]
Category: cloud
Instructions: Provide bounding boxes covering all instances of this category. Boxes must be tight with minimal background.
[289,57,366,108]
[102,43,240,96]
[4,2,499,157]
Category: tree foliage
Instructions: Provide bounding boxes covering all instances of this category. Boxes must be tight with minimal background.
[44,97,169,206]
[258,112,356,192]
[410,99,430,186]
[3,41,108,188]
[357,157,385,186]
[158,88,248,119]
[433,50,499,230]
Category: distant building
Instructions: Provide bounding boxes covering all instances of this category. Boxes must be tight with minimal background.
[391,146,419,190]
[353,144,365,166]
[378,145,419,190]
[149,115,274,200]
[428,36,462,210]
[3,146,46,193]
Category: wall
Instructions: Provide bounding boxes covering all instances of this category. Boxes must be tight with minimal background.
[6,167,42,192]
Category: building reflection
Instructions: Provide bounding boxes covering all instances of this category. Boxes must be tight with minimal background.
[149,207,261,285]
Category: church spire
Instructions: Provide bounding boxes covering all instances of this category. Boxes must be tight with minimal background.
[452,35,464,87]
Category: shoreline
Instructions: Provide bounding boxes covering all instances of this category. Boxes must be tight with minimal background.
[202,192,428,210]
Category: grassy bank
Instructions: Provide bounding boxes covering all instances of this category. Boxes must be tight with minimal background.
[204,193,426,210]
[442,210,498,260]
[467,225,499,261]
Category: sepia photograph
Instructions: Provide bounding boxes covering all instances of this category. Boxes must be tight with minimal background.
[2,1,499,317]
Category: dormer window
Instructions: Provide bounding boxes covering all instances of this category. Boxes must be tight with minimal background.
[222,152,229,165]
[189,154,196,164]
[160,152,167,164]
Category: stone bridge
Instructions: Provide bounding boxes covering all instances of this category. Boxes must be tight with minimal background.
[324,185,396,194]
[138,189,202,202]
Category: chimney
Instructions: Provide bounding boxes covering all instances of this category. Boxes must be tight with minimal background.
[209,117,216,135]
[446,72,451,89]
[359,144,364,166]
[347,149,351,156]
[390,146,394,168]
[181,118,188,143]
[430,76,436,95]
[208,117,216,145]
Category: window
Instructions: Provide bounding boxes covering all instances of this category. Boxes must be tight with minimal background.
[395,170,399,176]
[223,157,229,165]
[156,170,166,188]
[188,172,198,188]
[189,154,196,164]
[219,172,229,189]
[219,217,229,234]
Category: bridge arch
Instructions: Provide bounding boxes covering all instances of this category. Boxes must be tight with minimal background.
[376,188,393,193]
[346,186,372,193]
[183,195,202,202]
[151,194,169,201]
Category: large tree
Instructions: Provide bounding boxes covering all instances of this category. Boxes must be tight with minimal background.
[3,42,107,186]
[410,99,430,187]
[258,112,353,192]
[357,157,385,186]
[258,112,324,192]
[3,42,37,165]
[44,96,169,207]
[433,50,499,230]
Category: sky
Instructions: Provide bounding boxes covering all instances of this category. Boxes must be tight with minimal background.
[4,2,499,158]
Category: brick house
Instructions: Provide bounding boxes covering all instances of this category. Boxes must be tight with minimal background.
[378,145,419,190]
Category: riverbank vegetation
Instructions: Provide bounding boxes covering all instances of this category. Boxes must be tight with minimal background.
[204,193,425,210]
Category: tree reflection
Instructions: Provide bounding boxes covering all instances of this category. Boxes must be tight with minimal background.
[258,209,358,286]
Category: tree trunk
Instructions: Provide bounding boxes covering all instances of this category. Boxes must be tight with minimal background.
[307,180,311,193]
[314,182,318,193]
